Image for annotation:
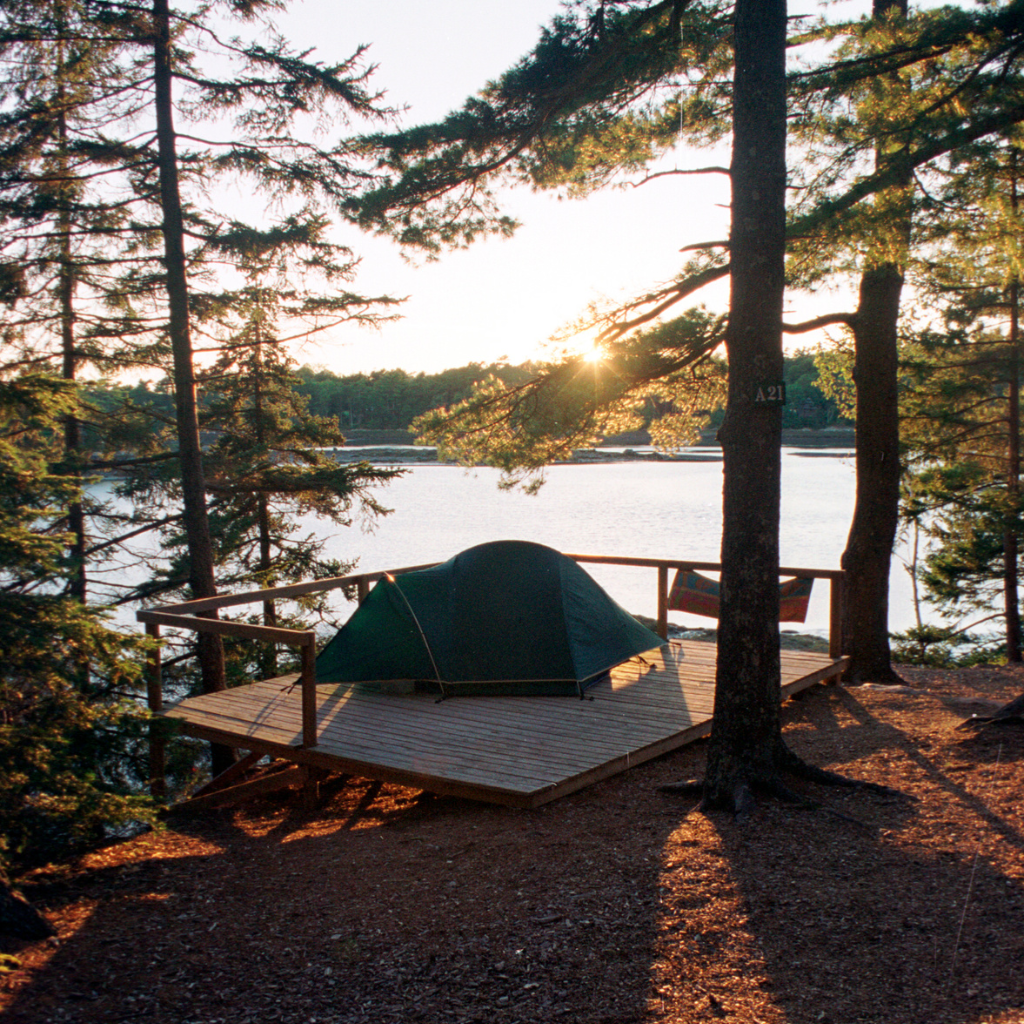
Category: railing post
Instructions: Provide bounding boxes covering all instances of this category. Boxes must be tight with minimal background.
[829,572,845,659]
[145,622,166,799]
[357,577,370,604]
[300,635,317,748]
[657,564,669,641]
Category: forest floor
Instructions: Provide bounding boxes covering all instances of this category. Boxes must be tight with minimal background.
[2,666,1023,1024]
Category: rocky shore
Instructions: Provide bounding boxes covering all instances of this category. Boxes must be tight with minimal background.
[632,620,830,653]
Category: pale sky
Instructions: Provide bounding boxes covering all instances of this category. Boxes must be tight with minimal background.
[273,1,860,377]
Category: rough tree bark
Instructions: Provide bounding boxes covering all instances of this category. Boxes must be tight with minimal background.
[54,3,87,605]
[840,0,910,684]
[702,0,789,811]
[152,0,230,769]
[842,263,905,682]
[1003,151,1021,662]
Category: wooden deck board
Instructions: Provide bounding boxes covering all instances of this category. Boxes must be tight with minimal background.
[196,682,703,746]
[164,640,849,807]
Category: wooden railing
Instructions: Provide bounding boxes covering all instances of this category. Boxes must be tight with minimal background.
[137,555,844,787]
[564,555,845,659]
[136,561,438,759]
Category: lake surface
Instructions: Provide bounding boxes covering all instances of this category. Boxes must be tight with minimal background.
[92,448,928,636]
[296,449,925,636]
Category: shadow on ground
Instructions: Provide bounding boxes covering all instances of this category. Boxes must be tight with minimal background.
[661,684,1024,1024]
[2,680,1022,1024]
[2,768,684,1024]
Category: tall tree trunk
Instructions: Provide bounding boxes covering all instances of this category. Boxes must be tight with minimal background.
[253,331,279,678]
[59,230,86,606]
[1004,150,1021,662]
[703,0,787,809]
[842,264,905,681]
[152,0,229,763]
[840,0,909,684]
[55,1,86,605]
[1005,281,1021,661]
[257,490,278,679]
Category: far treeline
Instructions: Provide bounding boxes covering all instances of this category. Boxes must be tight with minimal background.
[102,352,845,437]
[293,352,847,434]
[5,0,1024,923]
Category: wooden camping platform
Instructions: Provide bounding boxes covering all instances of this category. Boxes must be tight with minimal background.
[163,640,849,808]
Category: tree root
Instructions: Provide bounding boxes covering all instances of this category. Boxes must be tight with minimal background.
[844,663,906,687]
[659,741,913,821]
[958,692,1024,730]
[756,773,808,806]
[717,782,754,822]
[656,779,704,819]
[778,744,912,800]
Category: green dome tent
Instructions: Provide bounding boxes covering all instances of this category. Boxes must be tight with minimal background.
[315,540,664,696]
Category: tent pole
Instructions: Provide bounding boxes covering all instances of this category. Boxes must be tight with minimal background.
[385,573,447,698]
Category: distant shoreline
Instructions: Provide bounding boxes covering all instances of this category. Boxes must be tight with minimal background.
[341,426,856,447]
[331,427,856,465]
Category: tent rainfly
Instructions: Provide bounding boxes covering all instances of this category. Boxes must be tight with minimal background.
[315,540,665,697]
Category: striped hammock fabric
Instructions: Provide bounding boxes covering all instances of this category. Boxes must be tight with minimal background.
[667,570,814,623]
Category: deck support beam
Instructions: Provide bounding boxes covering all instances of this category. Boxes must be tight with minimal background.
[829,575,845,659]
[176,764,307,811]
[191,749,264,797]
[300,766,329,810]
[657,565,669,640]
[300,638,317,748]
[145,622,166,799]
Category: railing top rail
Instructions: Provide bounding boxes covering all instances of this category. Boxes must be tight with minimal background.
[141,562,441,617]
[136,609,316,646]
[565,554,844,581]
[136,553,843,628]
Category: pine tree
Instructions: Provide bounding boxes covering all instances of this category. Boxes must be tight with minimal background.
[173,281,400,680]
[348,0,1024,802]
[3,0,400,720]
[141,2,398,735]
[355,1,1024,688]
[0,0,153,605]
[0,1,403,791]
[781,0,1024,679]
[414,310,727,490]
[700,0,789,810]
[840,0,912,685]
[900,136,1024,658]
[0,375,155,874]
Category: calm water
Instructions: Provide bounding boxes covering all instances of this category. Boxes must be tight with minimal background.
[91,448,925,635]
[298,449,924,635]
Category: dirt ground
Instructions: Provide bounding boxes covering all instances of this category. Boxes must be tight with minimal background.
[2,666,1023,1024]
